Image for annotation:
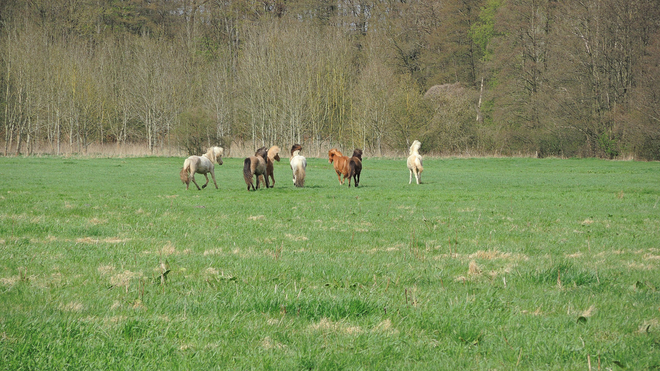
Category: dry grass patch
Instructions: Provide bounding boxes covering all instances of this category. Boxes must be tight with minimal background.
[98,265,115,275]
[60,302,84,312]
[285,234,308,241]
[110,270,144,291]
[203,248,223,256]
[261,336,286,350]
[0,275,21,287]
[88,217,106,225]
[308,318,363,335]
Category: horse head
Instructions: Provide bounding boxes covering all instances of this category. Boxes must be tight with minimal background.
[409,140,421,156]
[352,149,363,160]
[204,146,224,165]
[213,146,224,165]
[255,146,269,160]
[268,146,281,162]
[328,148,342,163]
[291,144,303,156]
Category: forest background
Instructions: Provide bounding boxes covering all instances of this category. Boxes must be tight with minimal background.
[1,0,659,159]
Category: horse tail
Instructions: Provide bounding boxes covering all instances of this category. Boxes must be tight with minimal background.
[415,156,424,173]
[243,158,253,187]
[180,161,190,184]
[294,164,305,187]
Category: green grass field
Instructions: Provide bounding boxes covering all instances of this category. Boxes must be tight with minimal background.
[1,155,659,370]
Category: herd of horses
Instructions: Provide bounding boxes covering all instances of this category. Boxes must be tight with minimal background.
[180,141,424,191]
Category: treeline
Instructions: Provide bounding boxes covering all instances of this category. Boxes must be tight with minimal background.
[1,0,659,159]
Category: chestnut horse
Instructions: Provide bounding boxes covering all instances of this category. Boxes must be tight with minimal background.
[328,148,351,185]
[347,149,363,187]
[258,146,281,188]
[290,144,306,187]
[407,140,423,184]
[180,146,223,190]
[243,146,269,191]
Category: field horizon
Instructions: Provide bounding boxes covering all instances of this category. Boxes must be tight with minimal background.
[1,156,659,369]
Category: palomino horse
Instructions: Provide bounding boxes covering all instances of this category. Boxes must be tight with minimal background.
[290,144,306,187]
[347,149,363,187]
[407,140,423,184]
[328,148,351,185]
[180,146,223,190]
[258,146,281,188]
[243,146,269,191]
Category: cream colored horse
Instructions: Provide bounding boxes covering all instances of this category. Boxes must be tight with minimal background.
[289,144,306,187]
[180,146,223,190]
[407,140,423,184]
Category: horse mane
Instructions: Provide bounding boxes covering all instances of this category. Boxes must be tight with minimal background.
[409,140,421,156]
[267,146,281,161]
[255,146,268,160]
[291,144,303,156]
[351,149,363,159]
[328,148,343,162]
[204,146,224,164]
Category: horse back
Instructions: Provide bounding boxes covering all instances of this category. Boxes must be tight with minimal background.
[349,156,362,174]
[197,156,214,173]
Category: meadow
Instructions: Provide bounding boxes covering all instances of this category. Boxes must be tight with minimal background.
[0,155,659,370]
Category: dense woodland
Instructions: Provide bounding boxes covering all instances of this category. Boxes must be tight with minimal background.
[1,0,659,159]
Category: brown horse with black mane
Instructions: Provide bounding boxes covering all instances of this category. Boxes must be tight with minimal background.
[258,146,281,188]
[328,148,350,185]
[243,147,269,191]
[347,149,363,187]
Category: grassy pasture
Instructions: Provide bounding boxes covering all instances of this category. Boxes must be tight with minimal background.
[0,155,659,370]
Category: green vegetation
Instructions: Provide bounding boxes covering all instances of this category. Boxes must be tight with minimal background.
[1,156,659,369]
[3,1,660,159]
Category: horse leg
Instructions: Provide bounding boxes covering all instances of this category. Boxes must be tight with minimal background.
[409,169,413,184]
[202,173,210,189]
[191,173,202,190]
[210,170,218,189]
[415,169,421,185]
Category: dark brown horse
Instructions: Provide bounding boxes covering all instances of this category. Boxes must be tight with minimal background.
[328,148,351,185]
[243,147,269,191]
[347,149,362,187]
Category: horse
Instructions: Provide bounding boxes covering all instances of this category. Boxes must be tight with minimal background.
[328,148,351,185]
[347,149,363,187]
[243,146,269,191]
[258,146,281,188]
[180,146,223,190]
[407,140,423,184]
[290,144,307,187]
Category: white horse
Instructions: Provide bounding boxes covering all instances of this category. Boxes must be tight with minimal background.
[180,146,223,190]
[407,140,423,184]
[289,144,306,187]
